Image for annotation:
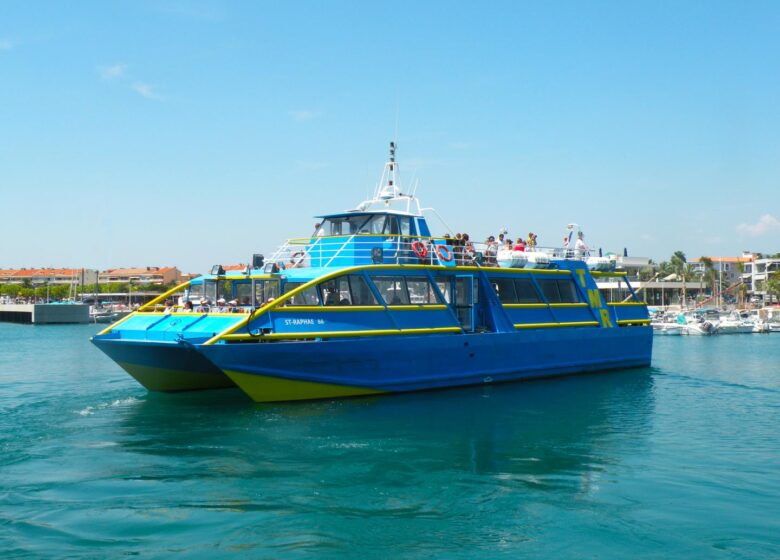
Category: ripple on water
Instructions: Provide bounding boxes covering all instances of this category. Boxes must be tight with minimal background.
[0,324,779,557]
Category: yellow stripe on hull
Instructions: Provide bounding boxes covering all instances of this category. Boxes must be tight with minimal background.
[224,369,384,403]
[116,361,235,392]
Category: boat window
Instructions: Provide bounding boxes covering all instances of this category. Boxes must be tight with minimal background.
[538,279,563,303]
[490,277,517,303]
[514,279,541,303]
[555,279,580,303]
[386,216,400,235]
[372,276,410,305]
[318,275,378,306]
[281,281,320,306]
[234,282,253,306]
[434,277,451,303]
[406,277,443,304]
[254,280,280,306]
[348,275,378,305]
[359,215,389,235]
[321,216,369,236]
[320,277,352,305]
[187,283,204,301]
[398,217,412,236]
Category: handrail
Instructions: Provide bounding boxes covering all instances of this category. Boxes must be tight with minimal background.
[95,279,192,336]
[324,234,357,267]
[138,280,193,312]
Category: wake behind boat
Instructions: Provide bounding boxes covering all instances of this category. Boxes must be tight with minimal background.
[91,144,652,402]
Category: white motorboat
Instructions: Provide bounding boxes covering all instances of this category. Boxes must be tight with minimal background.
[717,311,759,334]
[651,322,685,335]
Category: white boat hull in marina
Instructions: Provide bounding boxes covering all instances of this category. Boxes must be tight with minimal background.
[716,322,755,334]
[652,323,685,336]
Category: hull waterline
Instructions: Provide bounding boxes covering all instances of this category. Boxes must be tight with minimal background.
[92,337,235,392]
[199,326,653,402]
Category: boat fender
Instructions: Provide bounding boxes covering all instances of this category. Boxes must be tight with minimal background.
[436,244,454,263]
[411,240,428,260]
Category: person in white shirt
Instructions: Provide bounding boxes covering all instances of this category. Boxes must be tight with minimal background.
[574,232,589,257]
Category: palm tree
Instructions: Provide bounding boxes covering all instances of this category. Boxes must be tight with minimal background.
[699,257,716,299]
[670,251,688,306]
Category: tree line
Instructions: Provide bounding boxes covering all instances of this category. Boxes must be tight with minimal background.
[0,281,171,301]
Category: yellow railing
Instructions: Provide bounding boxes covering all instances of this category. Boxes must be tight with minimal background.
[96,280,193,336]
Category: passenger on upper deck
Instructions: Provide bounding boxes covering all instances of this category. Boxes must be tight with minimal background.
[484,235,498,266]
[527,232,537,249]
[462,233,476,265]
[575,231,589,257]
[196,298,210,313]
[164,299,175,314]
[514,237,526,252]
[182,300,194,313]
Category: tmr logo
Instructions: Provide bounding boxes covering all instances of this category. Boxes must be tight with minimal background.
[576,268,613,328]
[587,287,614,329]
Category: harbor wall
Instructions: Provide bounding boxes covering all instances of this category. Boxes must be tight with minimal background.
[0,304,89,324]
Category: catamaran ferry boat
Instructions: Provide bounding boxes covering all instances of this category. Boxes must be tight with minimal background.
[92,144,652,402]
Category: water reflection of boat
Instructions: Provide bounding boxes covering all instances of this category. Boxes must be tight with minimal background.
[117,369,655,485]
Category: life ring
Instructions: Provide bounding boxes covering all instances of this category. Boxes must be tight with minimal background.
[435,244,454,263]
[411,240,428,259]
[289,251,306,266]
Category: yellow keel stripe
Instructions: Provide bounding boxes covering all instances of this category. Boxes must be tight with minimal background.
[617,319,651,325]
[224,369,384,402]
[514,321,600,329]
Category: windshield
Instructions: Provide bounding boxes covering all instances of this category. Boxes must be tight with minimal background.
[318,214,401,236]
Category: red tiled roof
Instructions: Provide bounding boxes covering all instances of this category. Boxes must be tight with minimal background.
[100,267,178,275]
[0,268,84,277]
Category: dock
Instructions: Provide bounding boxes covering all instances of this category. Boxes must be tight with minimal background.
[0,304,90,324]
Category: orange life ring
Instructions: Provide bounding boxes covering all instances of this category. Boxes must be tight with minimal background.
[435,244,454,263]
[411,240,428,259]
[290,251,306,266]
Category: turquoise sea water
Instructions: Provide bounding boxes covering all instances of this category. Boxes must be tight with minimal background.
[1,323,779,558]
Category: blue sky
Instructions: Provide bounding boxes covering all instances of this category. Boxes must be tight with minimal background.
[1,0,779,273]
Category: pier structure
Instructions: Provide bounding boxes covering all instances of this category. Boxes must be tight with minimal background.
[0,304,89,324]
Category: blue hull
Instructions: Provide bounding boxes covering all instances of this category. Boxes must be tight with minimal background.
[92,337,235,391]
[198,326,652,401]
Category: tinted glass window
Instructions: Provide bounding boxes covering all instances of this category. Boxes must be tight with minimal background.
[538,279,562,303]
[556,280,580,303]
[360,215,388,234]
[372,276,410,305]
[322,216,369,236]
[320,277,352,305]
[514,279,541,303]
[434,277,451,304]
[399,217,412,236]
[255,280,280,305]
[491,277,517,303]
[348,275,378,305]
[282,282,320,306]
[406,277,442,304]
[235,282,253,305]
